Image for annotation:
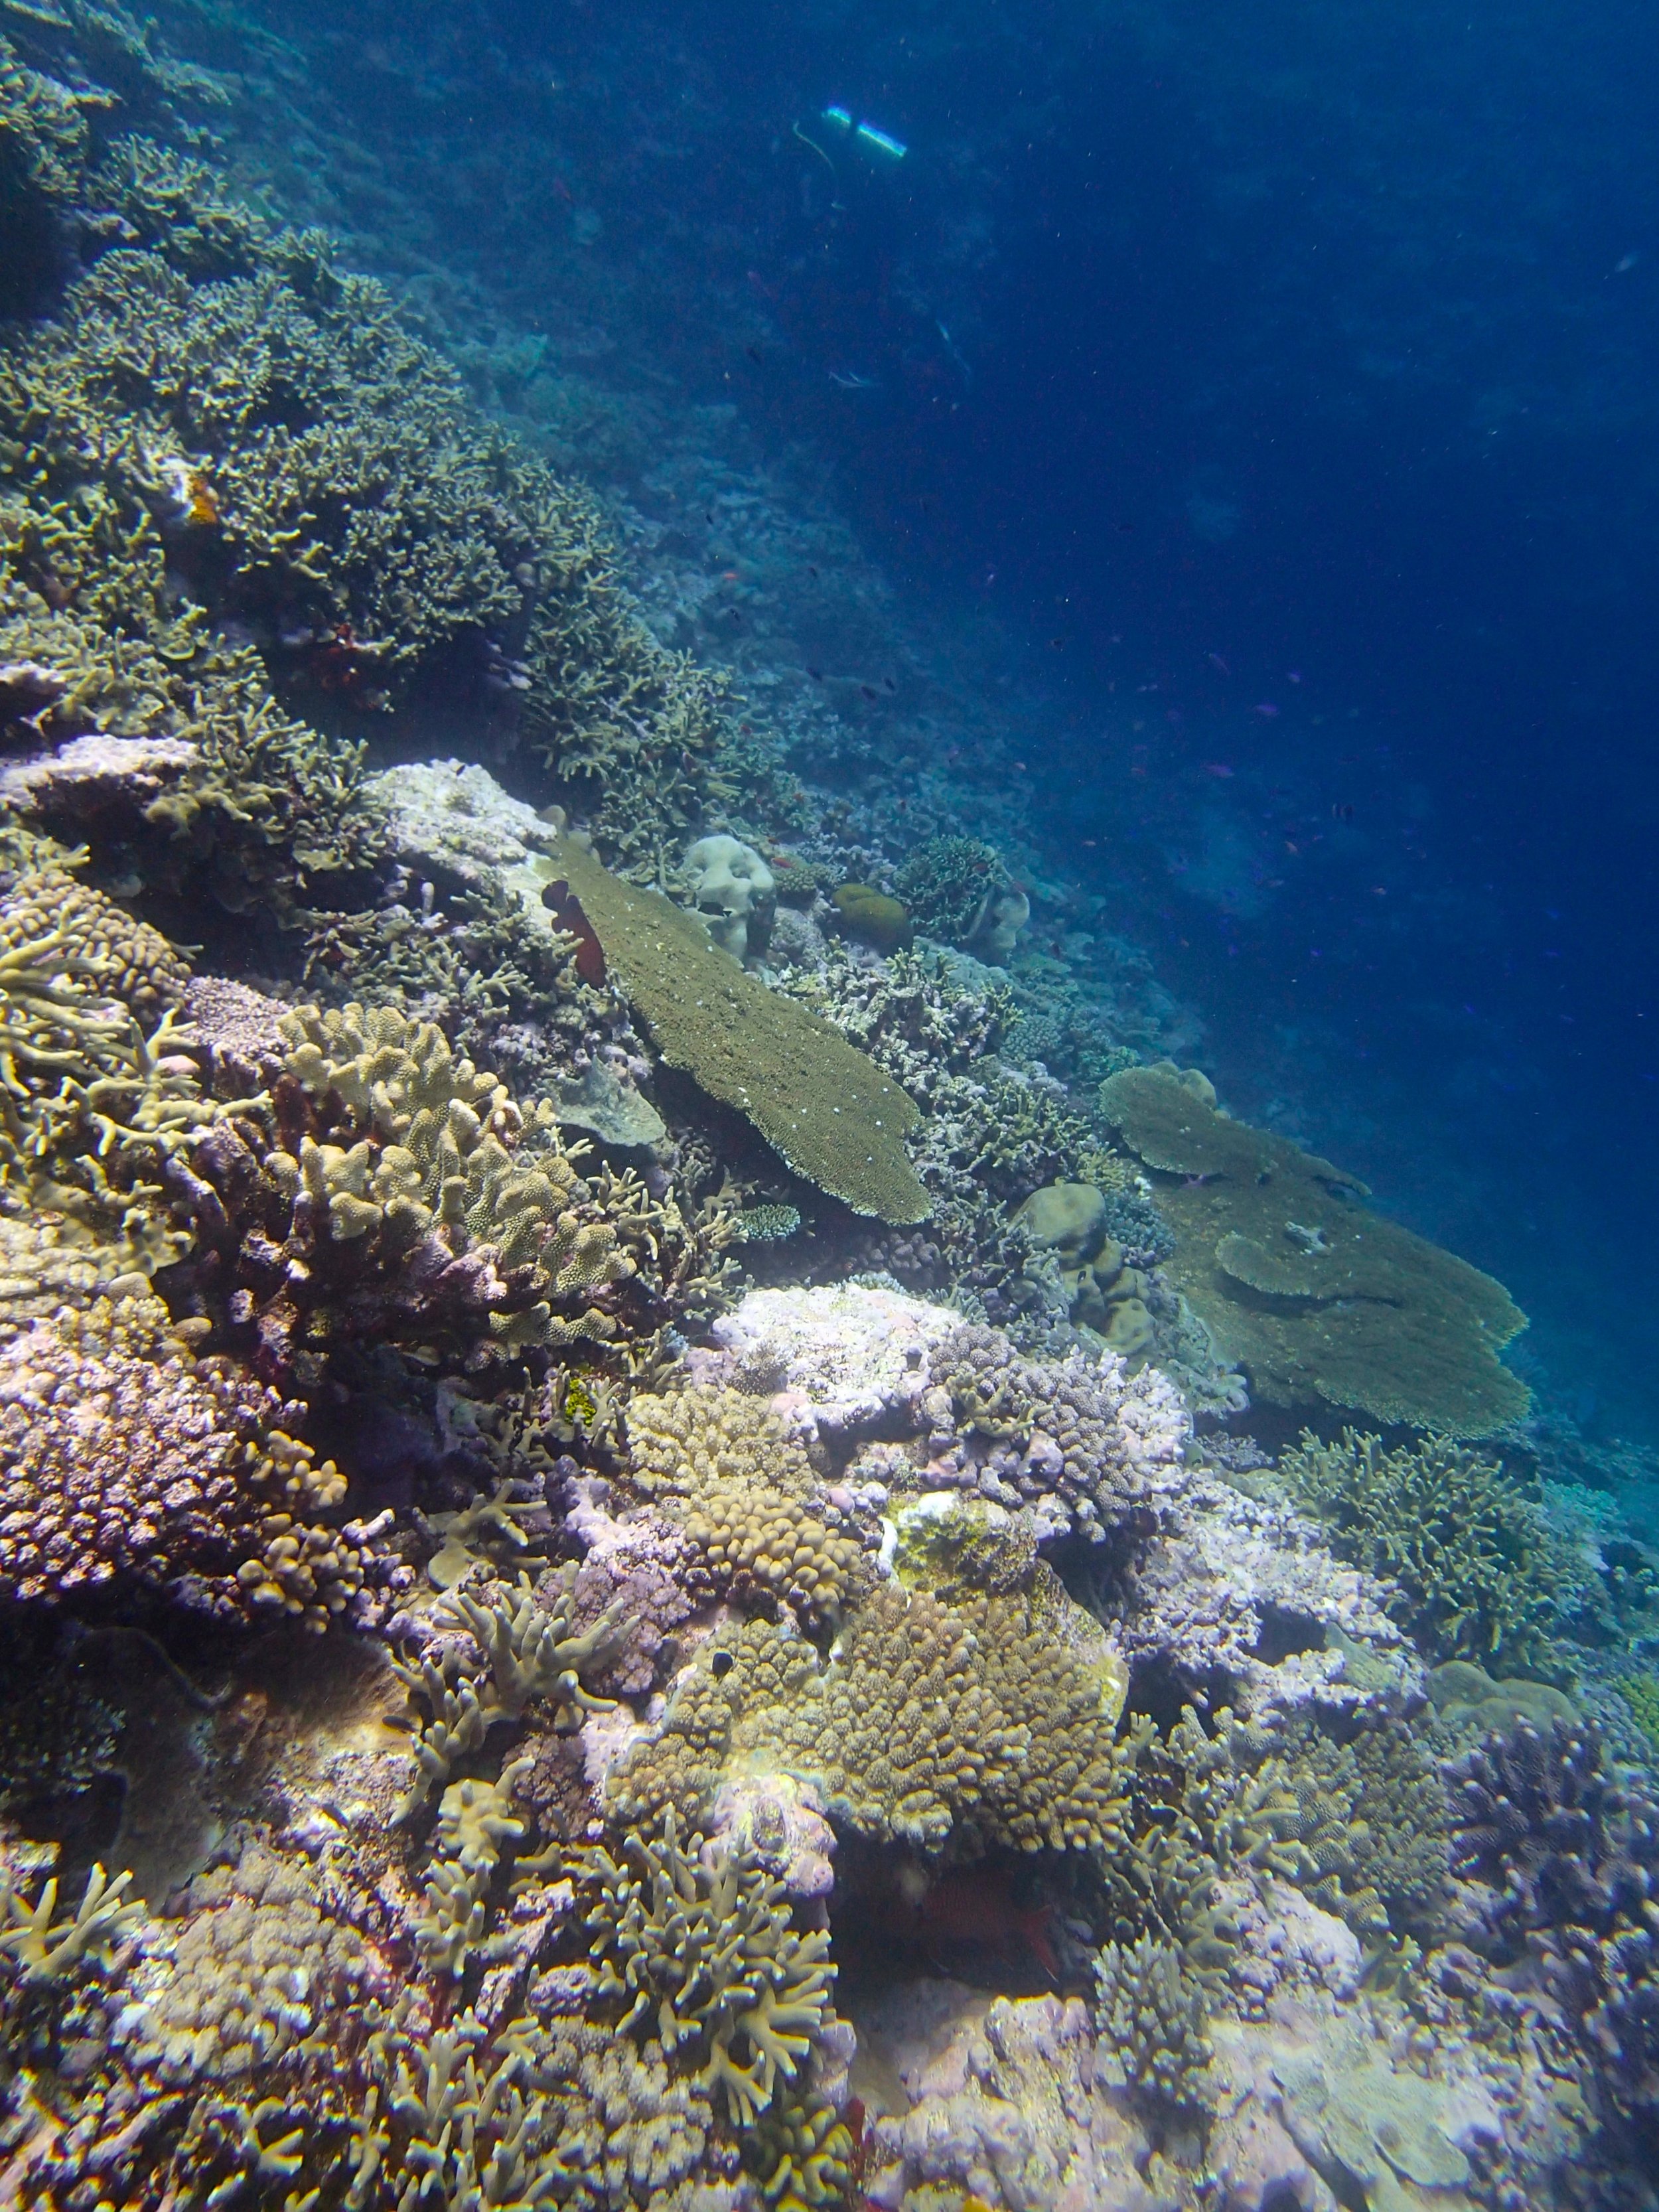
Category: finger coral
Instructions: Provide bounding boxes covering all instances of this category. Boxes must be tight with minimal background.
[177,1001,678,1388]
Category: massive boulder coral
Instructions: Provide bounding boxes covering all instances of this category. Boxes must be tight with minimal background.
[0,1283,397,1626]
[1099,1064,1529,1434]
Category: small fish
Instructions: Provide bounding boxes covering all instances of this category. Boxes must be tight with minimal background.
[746,344,762,364]
[1204,763,1234,778]
[1287,668,1303,683]
[1206,651,1231,675]
[1614,251,1641,275]
[1332,801,1354,822]
[1254,701,1280,718]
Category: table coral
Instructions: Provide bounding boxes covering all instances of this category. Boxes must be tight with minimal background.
[547,830,928,1223]
[0,1284,397,1626]
[1100,1063,1530,1434]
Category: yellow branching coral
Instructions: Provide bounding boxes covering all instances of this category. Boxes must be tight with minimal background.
[577,1810,837,2127]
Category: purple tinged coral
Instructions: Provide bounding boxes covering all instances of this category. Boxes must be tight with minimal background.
[0,1291,402,1626]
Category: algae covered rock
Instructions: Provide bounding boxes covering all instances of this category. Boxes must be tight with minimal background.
[1099,1065,1528,1434]
[549,831,928,1222]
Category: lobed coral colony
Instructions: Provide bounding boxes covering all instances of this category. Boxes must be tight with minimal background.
[1,11,1653,2212]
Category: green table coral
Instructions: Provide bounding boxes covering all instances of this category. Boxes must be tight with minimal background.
[549,832,928,1222]
[1099,1064,1529,1434]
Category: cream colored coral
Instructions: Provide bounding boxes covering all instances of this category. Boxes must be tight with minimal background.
[626,1385,864,1619]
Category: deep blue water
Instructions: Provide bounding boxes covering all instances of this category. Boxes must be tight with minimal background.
[232,0,1659,1441]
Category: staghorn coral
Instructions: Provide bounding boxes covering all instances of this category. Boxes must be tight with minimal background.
[623,1384,867,1621]
[1092,1934,1212,2108]
[577,1809,837,2127]
[936,1321,1188,1541]
[0,1861,143,1985]
[1100,1063,1530,1434]
[0,1283,397,1627]
[547,831,928,1222]
[1280,1426,1571,1676]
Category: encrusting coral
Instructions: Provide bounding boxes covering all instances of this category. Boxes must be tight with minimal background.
[1279,1426,1570,1676]
[1100,1063,1530,1433]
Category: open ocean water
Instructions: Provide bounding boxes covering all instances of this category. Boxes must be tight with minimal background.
[1,0,1657,2203]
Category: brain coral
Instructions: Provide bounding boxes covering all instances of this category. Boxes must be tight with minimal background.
[1099,1065,1528,1434]
[0,1284,395,1626]
[547,832,928,1223]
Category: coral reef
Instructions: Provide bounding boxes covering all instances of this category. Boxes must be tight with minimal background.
[1280,1427,1571,1676]
[1100,1065,1530,1433]
[548,829,928,1221]
[1092,1934,1212,2108]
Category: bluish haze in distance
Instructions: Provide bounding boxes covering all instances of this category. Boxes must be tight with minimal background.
[235,0,1659,1434]
[12,0,1659,2195]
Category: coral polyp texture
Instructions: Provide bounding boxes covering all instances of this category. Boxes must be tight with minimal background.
[1100,1063,1530,1433]
[0,15,1636,2211]
[0,1284,395,1625]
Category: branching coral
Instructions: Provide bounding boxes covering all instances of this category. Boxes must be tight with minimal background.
[1093,1935,1212,2108]
[577,1810,837,2127]
[0,1861,143,1984]
[1446,1718,1659,2120]
[0,1284,396,1626]
[894,836,1013,948]
[1279,1427,1570,1676]
[173,1001,728,1390]
[937,1321,1189,1540]
[613,1584,1143,1858]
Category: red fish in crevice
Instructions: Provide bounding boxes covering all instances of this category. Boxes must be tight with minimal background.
[541,880,607,987]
